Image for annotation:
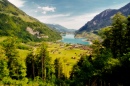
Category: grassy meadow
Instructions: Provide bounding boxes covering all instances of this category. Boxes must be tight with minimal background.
[16,42,88,77]
[0,37,88,78]
[48,42,88,77]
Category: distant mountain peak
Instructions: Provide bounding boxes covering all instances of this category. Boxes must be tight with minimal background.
[101,9,114,16]
[120,2,130,9]
[77,2,130,33]
[46,24,76,33]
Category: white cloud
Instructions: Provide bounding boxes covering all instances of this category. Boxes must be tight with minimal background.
[36,13,98,29]
[8,0,26,7]
[42,6,55,12]
[35,11,38,13]
[59,13,98,29]
[42,11,46,14]
[36,14,70,22]
[38,6,42,9]
[38,6,56,14]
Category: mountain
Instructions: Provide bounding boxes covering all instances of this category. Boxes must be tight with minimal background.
[46,24,76,33]
[77,2,130,33]
[0,0,61,42]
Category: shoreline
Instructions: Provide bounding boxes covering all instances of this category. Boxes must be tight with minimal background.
[88,41,92,45]
[57,34,92,45]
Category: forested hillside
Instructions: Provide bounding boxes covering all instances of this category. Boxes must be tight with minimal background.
[70,12,130,86]
[1,0,130,86]
[0,0,61,42]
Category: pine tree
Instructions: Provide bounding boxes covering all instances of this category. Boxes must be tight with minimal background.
[2,37,26,79]
[38,42,50,81]
[103,12,127,58]
[0,49,9,79]
[26,42,51,81]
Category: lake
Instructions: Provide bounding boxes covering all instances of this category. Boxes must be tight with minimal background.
[61,34,90,45]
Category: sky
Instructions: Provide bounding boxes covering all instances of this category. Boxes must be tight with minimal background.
[8,0,130,29]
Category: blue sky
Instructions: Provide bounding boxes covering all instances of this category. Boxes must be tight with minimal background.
[8,0,130,29]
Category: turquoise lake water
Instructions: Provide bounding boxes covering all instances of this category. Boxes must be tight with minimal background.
[61,34,90,45]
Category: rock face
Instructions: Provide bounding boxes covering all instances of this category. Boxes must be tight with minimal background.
[26,27,49,39]
[26,27,39,36]
[77,2,130,33]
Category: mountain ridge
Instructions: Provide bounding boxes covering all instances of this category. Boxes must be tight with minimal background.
[46,24,76,33]
[0,0,61,42]
[77,2,130,33]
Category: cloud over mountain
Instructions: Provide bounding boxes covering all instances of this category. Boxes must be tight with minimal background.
[8,0,26,7]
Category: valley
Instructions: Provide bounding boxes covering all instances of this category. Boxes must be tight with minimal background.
[0,36,90,78]
[1,0,130,86]
[48,42,90,77]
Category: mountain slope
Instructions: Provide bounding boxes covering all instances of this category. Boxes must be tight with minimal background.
[46,24,76,33]
[77,2,130,33]
[0,0,61,42]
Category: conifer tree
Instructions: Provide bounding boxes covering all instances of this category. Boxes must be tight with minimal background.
[2,37,26,79]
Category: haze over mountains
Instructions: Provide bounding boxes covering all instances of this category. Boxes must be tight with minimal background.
[46,24,76,33]
[77,2,130,33]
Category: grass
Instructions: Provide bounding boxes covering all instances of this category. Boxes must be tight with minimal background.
[0,37,88,78]
[48,42,87,77]
[17,49,30,60]
[0,36,31,61]
[0,36,8,42]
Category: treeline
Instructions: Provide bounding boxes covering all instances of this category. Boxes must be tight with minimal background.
[69,12,130,86]
[1,12,130,86]
[0,37,67,85]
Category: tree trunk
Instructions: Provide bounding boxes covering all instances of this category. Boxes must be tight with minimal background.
[32,58,35,79]
[42,54,46,81]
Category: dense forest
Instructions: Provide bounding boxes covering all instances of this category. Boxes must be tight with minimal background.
[70,12,130,86]
[0,12,130,86]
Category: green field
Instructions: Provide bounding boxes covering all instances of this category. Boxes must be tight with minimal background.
[0,37,88,78]
[48,42,88,77]
[17,42,88,77]
[0,36,8,42]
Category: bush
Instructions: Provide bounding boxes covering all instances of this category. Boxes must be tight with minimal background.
[17,44,30,50]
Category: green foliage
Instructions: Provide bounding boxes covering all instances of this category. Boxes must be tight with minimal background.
[102,12,130,58]
[26,42,52,81]
[54,58,62,79]
[2,77,28,85]
[2,37,26,80]
[0,13,33,42]
[0,13,61,42]
[0,0,62,42]
[17,43,30,50]
[27,22,62,42]
[70,13,130,86]
[54,58,66,85]
[70,56,94,86]
[0,49,9,79]
[2,0,130,85]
